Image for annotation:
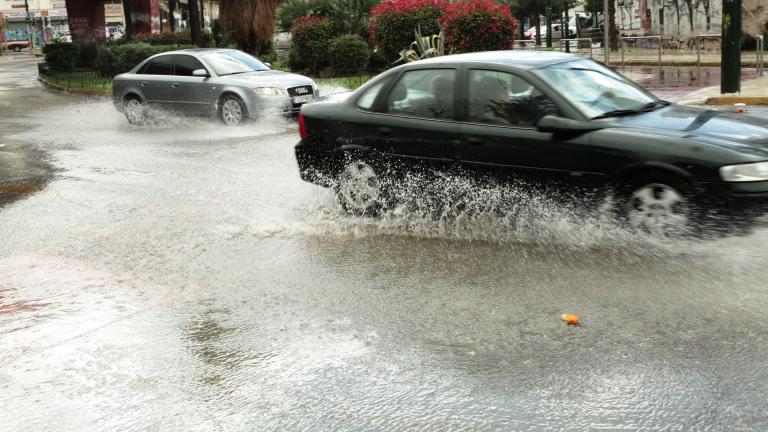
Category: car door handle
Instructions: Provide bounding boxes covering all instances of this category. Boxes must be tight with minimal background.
[171,82,179,88]
[467,137,484,146]
[378,127,392,137]
[140,81,148,86]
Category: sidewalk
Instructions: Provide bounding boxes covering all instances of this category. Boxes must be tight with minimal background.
[677,74,768,105]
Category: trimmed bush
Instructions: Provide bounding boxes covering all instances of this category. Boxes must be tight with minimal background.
[369,0,446,63]
[95,45,119,77]
[329,34,369,70]
[290,16,334,73]
[440,0,517,53]
[78,42,99,68]
[132,31,193,45]
[94,43,194,77]
[43,41,81,70]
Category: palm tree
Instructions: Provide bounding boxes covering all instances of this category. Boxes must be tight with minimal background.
[219,0,282,54]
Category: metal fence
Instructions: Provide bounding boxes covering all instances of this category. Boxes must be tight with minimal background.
[37,63,112,92]
[512,39,594,58]
[314,69,384,89]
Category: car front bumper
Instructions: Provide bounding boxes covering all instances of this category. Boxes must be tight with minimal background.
[696,180,768,217]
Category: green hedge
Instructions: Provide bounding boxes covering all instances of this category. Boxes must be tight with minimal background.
[369,0,446,63]
[95,43,194,77]
[329,35,370,70]
[43,41,81,70]
[290,16,334,73]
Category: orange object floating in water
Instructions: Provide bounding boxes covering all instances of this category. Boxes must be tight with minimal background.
[561,314,580,326]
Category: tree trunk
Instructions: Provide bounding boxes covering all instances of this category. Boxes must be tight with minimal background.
[535,15,541,46]
[169,0,176,32]
[189,0,203,46]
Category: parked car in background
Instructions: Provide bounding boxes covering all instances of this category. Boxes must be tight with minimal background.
[295,51,768,236]
[112,48,318,126]
[5,39,31,52]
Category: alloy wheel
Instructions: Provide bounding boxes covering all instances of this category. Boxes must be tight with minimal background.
[221,99,244,126]
[339,161,382,214]
[124,98,144,124]
[626,183,690,235]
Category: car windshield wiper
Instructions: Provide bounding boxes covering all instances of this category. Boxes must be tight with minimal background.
[218,71,254,77]
[591,100,671,120]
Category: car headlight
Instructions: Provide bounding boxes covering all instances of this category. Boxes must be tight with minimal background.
[253,87,285,96]
[720,161,768,182]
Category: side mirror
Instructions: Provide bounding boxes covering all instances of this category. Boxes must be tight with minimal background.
[536,115,606,133]
[192,69,209,77]
[264,62,272,69]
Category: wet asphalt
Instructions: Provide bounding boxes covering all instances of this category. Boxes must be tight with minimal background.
[2,55,768,431]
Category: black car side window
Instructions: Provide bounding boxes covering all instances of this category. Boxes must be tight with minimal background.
[382,69,456,120]
[139,56,172,75]
[356,77,391,110]
[468,69,561,127]
[173,55,207,76]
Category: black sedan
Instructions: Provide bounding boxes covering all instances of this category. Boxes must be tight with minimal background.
[295,51,768,234]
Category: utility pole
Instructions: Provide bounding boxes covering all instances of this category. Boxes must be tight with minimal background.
[721,0,741,93]
[546,0,552,48]
[188,0,203,46]
[603,0,610,64]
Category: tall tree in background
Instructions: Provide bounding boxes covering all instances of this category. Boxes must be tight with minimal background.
[189,0,203,46]
[220,0,281,54]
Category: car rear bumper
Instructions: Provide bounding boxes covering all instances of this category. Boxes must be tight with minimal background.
[295,140,337,187]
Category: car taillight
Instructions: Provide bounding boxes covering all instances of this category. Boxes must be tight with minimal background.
[298,112,308,141]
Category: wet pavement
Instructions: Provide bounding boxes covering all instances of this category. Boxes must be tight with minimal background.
[2,56,768,431]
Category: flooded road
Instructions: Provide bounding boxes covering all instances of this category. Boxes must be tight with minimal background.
[2,56,768,431]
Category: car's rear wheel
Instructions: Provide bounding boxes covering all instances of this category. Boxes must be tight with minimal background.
[617,173,696,237]
[123,96,145,125]
[13,46,21,52]
[336,159,384,217]
[219,95,247,126]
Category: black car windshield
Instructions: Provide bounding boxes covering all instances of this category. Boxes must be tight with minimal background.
[534,59,657,118]
[201,51,270,76]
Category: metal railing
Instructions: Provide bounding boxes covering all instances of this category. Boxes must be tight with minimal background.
[620,35,664,67]
[757,35,764,76]
[695,34,721,67]
[37,63,113,92]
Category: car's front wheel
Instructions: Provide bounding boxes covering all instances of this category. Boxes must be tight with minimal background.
[13,46,21,52]
[336,159,385,217]
[219,95,247,126]
[617,173,696,236]
[123,96,145,125]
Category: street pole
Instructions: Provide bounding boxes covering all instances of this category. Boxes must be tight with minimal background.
[603,0,610,64]
[546,0,552,48]
[564,1,570,53]
[721,0,741,93]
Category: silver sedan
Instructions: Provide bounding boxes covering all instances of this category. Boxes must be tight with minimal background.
[112,48,319,126]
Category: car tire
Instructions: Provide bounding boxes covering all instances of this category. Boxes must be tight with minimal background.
[13,46,21,52]
[123,96,146,125]
[219,95,247,126]
[335,158,386,217]
[615,173,698,237]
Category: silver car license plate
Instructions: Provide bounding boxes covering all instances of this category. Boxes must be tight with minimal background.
[293,94,314,104]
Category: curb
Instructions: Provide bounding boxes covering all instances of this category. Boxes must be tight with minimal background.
[704,97,768,106]
[38,76,111,96]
